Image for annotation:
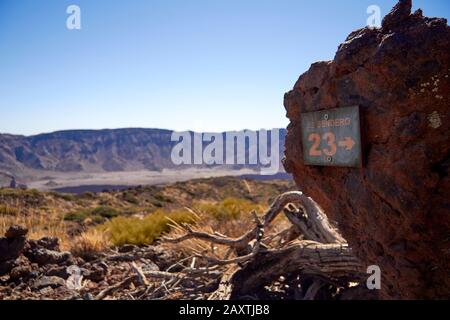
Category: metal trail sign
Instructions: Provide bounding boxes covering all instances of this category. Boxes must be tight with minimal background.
[300,106,363,168]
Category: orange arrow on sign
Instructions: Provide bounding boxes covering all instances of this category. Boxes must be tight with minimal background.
[338,137,355,151]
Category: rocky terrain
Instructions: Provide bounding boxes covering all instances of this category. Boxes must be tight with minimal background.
[0,176,380,301]
[1,177,308,300]
[0,189,378,300]
[284,0,449,299]
[0,224,192,300]
[0,224,199,300]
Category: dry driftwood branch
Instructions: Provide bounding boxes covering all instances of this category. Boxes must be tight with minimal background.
[131,262,149,286]
[227,241,363,298]
[162,191,362,300]
[191,211,265,266]
[207,265,240,300]
[163,223,258,253]
[163,225,254,249]
[95,276,136,300]
[303,279,325,300]
[266,191,345,244]
[164,191,343,249]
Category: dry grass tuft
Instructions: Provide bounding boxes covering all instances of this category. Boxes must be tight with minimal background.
[0,204,19,216]
[0,208,69,249]
[70,229,111,258]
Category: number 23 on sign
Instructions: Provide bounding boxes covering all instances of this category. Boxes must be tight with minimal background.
[308,132,355,157]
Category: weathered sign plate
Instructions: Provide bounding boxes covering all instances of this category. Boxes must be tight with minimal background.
[301,106,362,168]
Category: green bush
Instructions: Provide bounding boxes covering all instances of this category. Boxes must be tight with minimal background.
[153,193,173,203]
[149,199,163,207]
[99,198,265,246]
[64,206,120,223]
[81,192,95,199]
[194,197,263,222]
[64,210,91,222]
[91,206,120,218]
[123,192,139,205]
[101,209,196,246]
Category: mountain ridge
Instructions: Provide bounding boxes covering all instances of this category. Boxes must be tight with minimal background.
[0,128,287,184]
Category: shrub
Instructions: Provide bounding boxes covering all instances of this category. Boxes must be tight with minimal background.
[51,192,76,202]
[64,206,120,223]
[150,199,163,207]
[123,192,139,205]
[100,198,265,247]
[64,210,91,222]
[0,188,44,201]
[0,204,19,216]
[194,197,263,222]
[153,193,172,203]
[100,209,196,246]
[81,192,95,199]
[91,206,119,219]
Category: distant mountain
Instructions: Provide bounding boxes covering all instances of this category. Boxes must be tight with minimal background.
[0,128,286,180]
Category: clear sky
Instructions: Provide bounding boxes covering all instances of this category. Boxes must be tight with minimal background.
[0,0,449,136]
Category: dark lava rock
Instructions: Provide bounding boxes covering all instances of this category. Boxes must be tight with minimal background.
[283,0,449,299]
[118,244,138,253]
[82,263,108,282]
[142,245,179,270]
[35,237,60,251]
[0,226,27,263]
[4,225,28,239]
[32,276,66,290]
[25,248,71,266]
[9,264,34,282]
[0,260,17,276]
[45,266,70,279]
[382,0,412,31]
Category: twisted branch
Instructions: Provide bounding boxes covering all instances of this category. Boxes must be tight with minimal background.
[160,191,364,300]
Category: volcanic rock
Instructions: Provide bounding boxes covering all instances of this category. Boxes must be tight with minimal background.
[0,260,17,276]
[81,263,108,282]
[0,225,27,265]
[283,1,449,299]
[45,266,70,279]
[5,225,28,239]
[10,264,34,282]
[35,237,60,251]
[32,276,66,291]
[25,248,71,266]
[382,0,412,31]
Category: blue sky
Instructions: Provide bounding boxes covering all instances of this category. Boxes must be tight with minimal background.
[0,0,449,136]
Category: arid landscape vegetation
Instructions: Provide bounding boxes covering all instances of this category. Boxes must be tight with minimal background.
[1,177,305,299]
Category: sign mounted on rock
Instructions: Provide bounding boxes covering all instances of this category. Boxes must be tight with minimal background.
[300,106,362,168]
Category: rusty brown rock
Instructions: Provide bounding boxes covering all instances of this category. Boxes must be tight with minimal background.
[283,1,449,299]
